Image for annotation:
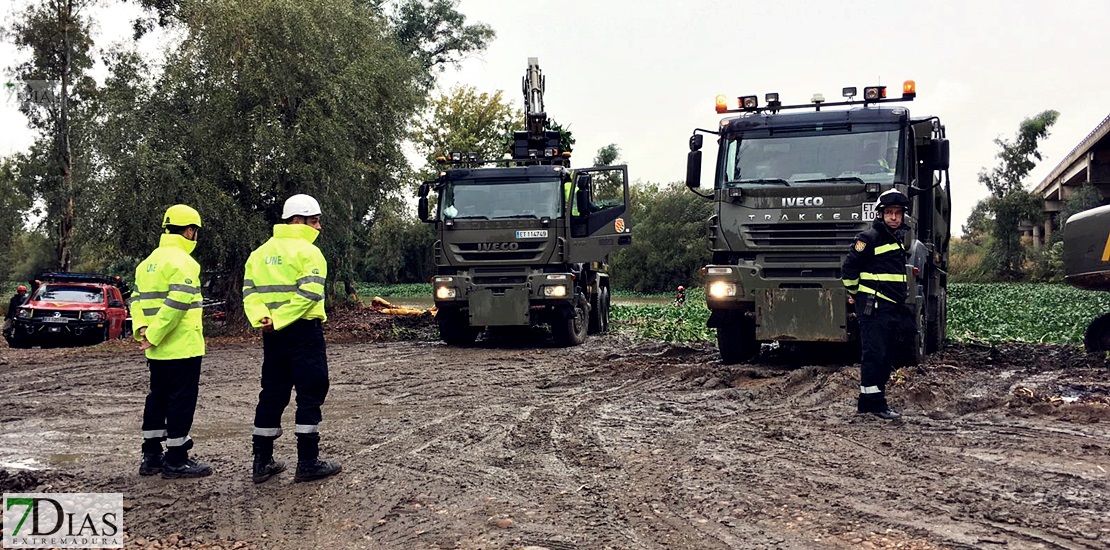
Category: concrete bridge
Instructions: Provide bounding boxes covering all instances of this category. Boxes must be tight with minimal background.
[1027,113,1110,245]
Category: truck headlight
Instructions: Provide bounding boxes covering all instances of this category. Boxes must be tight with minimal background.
[706,266,733,275]
[82,311,105,321]
[435,286,457,299]
[16,308,31,319]
[708,281,737,298]
[543,285,568,297]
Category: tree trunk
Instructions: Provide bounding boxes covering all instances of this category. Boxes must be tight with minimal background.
[56,0,75,272]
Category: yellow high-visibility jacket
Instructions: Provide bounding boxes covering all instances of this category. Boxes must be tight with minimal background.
[132,234,205,360]
[242,224,327,331]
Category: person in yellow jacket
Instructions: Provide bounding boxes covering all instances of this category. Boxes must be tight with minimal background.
[243,194,340,483]
[132,204,212,479]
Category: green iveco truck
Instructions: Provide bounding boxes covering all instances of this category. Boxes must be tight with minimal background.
[685,81,951,364]
[417,58,632,346]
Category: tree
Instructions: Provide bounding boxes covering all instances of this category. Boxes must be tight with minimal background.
[7,0,97,271]
[0,159,33,281]
[1058,182,1104,228]
[610,182,712,293]
[382,0,495,84]
[97,0,431,320]
[591,143,623,205]
[977,110,1059,280]
[410,85,522,177]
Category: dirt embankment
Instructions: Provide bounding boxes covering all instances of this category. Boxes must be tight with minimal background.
[1,313,1108,550]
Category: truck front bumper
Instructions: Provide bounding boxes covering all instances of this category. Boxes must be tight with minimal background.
[432,271,576,327]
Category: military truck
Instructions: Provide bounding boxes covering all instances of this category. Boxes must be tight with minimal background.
[685,82,951,364]
[1062,204,1110,352]
[416,58,632,346]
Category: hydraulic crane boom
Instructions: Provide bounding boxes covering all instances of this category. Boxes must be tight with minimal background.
[522,57,546,140]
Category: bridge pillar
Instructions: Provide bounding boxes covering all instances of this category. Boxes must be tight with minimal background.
[1032,224,1043,248]
[1044,218,1054,243]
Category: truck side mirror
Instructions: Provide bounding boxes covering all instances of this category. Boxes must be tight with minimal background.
[576,188,589,216]
[417,197,430,222]
[689,134,703,152]
[932,139,950,171]
[686,149,703,189]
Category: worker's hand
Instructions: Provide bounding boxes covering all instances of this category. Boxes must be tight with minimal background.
[139,337,152,351]
[138,327,146,338]
[260,317,274,332]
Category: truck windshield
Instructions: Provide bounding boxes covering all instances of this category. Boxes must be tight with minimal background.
[34,285,103,303]
[440,178,563,220]
[721,128,901,186]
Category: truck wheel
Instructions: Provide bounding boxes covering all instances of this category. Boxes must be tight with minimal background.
[1083,312,1110,353]
[600,287,611,334]
[553,295,589,347]
[438,309,479,346]
[926,295,944,354]
[588,286,603,335]
[717,317,758,364]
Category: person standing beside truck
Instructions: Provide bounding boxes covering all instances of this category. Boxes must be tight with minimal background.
[4,285,28,337]
[842,189,912,420]
[243,193,341,483]
[133,204,212,478]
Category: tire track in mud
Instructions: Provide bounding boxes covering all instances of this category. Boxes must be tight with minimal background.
[3,339,1108,548]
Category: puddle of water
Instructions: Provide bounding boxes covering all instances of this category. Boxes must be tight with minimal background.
[0,458,43,471]
[46,453,84,466]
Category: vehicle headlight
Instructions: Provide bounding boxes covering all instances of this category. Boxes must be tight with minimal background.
[543,285,568,297]
[435,286,457,299]
[16,308,31,319]
[708,281,737,298]
[82,311,105,321]
[546,274,569,280]
[706,266,733,275]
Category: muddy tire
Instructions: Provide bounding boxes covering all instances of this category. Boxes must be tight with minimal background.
[588,286,603,335]
[553,295,589,347]
[1083,312,1110,353]
[926,293,945,354]
[600,287,610,334]
[438,309,479,346]
[717,317,758,364]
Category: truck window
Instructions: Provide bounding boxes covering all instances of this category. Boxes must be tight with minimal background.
[35,285,103,303]
[441,178,562,220]
[722,128,902,186]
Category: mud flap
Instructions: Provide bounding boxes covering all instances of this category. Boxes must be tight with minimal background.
[469,288,531,326]
[755,288,847,342]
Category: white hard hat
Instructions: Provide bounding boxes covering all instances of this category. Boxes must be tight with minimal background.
[282,194,322,220]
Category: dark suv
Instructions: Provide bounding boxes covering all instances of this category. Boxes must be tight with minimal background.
[5,273,130,348]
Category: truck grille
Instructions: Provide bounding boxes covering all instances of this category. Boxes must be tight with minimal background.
[33,310,81,319]
[743,222,863,248]
[452,241,547,262]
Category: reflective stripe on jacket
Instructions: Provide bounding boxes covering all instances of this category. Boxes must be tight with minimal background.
[842,218,908,304]
[132,234,205,359]
[243,223,327,331]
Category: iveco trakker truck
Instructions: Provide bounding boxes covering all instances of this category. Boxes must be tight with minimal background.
[417,58,632,346]
[685,82,951,364]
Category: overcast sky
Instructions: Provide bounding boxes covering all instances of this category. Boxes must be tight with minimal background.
[3,0,1109,234]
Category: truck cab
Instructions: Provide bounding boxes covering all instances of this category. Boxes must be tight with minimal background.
[687,83,951,364]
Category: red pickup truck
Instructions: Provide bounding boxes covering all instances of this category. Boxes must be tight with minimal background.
[5,273,130,348]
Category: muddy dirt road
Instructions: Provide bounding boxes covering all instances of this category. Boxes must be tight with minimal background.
[2,322,1108,549]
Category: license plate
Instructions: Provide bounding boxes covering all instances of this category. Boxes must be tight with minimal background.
[515,230,548,239]
[862,202,876,221]
[42,317,69,324]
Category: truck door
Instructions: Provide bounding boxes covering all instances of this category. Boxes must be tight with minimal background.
[567,165,632,262]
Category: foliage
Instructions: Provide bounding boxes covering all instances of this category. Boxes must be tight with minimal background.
[947,283,1110,344]
[610,299,713,342]
[361,212,436,284]
[976,110,1059,281]
[1026,241,1064,283]
[6,0,99,271]
[380,0,495,85]
[0,159,33,281]
[947,237,986,283]
[354,282,432,298]
[409,85,522,179]
[609,182,712,293]
[1059,182,1104,227]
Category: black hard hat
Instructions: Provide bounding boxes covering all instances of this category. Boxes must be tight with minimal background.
[876,189,910,212]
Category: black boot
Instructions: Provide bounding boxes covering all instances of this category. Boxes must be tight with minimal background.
[294,459,342,482]
[293,433,340,482]
[162,445,212,479]
[253,456,287,484]
[138,452,164,476]
[873,408,902,420]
